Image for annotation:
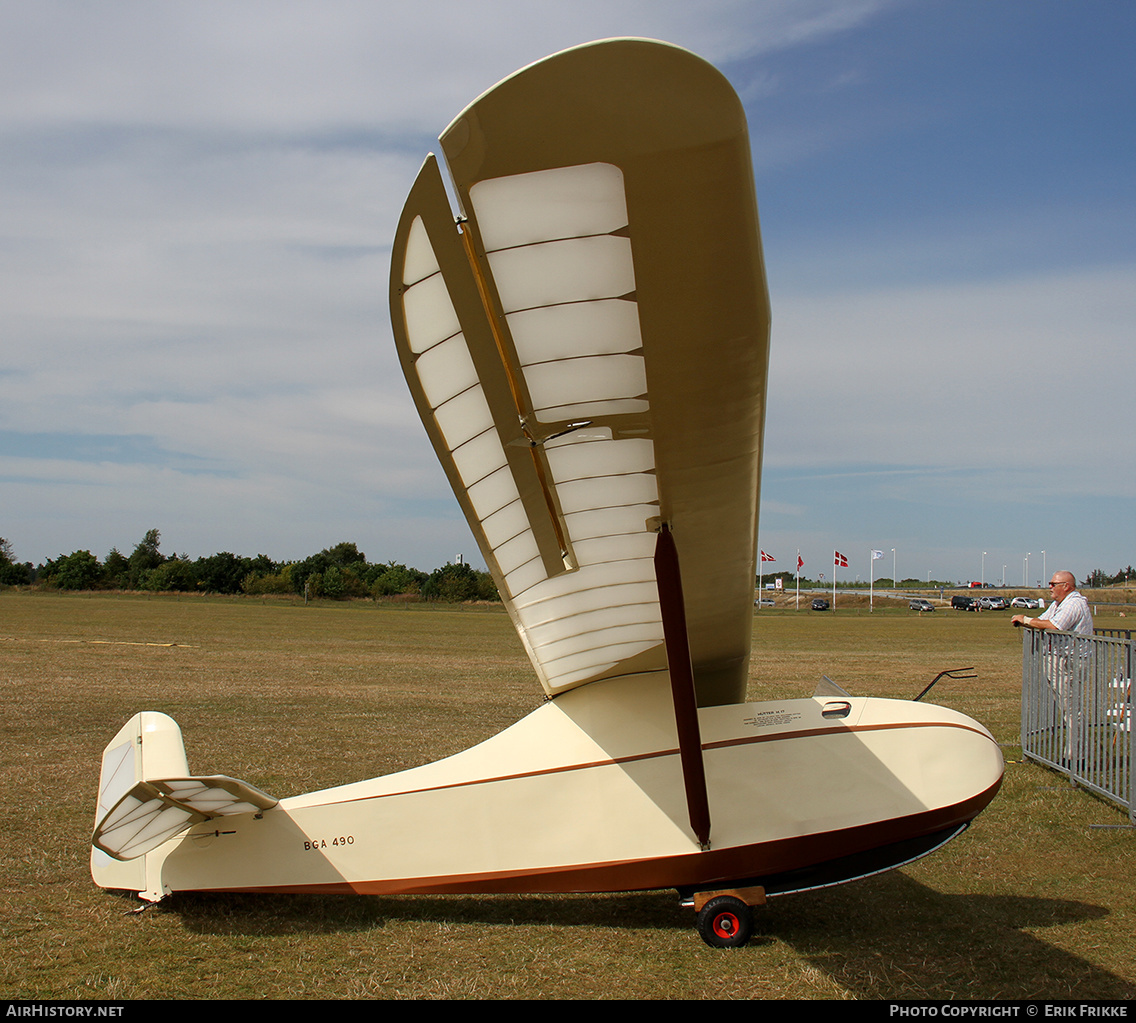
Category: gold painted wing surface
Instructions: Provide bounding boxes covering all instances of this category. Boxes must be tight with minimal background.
[389,39,770,705]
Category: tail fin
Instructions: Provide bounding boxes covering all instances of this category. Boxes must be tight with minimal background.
[91,712,188,895]
[90,713,276,900]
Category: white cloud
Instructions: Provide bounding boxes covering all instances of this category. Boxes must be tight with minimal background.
[0,1,896,129]
[766,265,1136,496]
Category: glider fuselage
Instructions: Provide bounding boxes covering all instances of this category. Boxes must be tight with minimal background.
[93,675,1002,903]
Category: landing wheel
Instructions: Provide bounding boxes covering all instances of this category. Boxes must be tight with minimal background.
[696,895,753,949]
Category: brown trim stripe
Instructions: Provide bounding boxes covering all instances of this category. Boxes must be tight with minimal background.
[193,779,1002,898]
[300,718,995,809]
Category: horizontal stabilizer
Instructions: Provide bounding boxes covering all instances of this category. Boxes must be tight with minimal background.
[93,776,278,861]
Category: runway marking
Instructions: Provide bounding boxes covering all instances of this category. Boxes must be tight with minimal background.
[0,636,195,648]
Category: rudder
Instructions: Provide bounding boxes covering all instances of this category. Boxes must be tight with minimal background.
[90,711,190,897]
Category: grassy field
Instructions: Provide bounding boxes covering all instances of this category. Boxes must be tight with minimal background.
[2,590,1134,1000]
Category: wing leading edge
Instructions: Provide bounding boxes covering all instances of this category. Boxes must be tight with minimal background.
[390,39,770,705]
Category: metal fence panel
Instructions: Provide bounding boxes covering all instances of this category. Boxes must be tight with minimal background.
[1021,629,1133,821]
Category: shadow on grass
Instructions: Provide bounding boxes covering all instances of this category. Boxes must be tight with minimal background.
[158,888,686,937]
[152,869,1136,999]
[769,872,1135,999]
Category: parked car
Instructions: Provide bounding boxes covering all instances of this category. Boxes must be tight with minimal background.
[978,596,1007,610]
[909,599,935,612]
[1010,597,1032,608]
[811,598,830,611]
[951,595,978,611]
[754,598,775,607]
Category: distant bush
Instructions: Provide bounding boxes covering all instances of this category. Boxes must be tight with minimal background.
[0,536,31,585]
[242,565,296,595]
[422,562,498,602]
[41,550,103,590]
[139,557,197,592]
[368,562,427,598]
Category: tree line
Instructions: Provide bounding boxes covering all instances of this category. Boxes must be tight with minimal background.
[0,530,498,602]
[1084,566,1136,589]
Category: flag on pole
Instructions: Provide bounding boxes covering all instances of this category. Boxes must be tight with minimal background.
[797,554,804,571]
[871,550,884,560]
[760,550,775,562]
[835,551,848,568]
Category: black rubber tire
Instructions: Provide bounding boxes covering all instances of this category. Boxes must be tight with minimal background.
[696,896,753,949]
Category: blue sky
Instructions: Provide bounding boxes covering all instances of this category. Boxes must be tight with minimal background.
[1,0,1132,585]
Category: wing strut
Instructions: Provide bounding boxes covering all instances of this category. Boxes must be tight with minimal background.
[653,522,712,849]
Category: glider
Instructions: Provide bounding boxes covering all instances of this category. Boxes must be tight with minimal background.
[92,39,1002,947]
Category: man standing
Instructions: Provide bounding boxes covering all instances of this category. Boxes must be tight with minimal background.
[1012,571,1094,765]
[1011,571,1093,634]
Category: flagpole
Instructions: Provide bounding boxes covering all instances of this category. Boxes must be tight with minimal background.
[869,550,885,611]
[833,551,849,609]
[758,550,775,609]
[796,549,800,611]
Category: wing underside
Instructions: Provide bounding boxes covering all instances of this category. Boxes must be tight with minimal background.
[390,39,770,704]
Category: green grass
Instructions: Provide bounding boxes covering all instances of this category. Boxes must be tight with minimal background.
[1,591,1133,999]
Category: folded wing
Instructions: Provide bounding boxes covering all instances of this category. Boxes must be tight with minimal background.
[390,39,770,705]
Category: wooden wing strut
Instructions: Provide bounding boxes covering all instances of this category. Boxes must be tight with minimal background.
[654,523,712,849]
